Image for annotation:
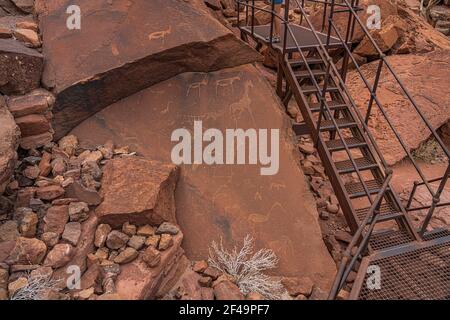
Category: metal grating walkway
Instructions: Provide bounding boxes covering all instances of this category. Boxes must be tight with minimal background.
[355,236,450,300]
[240,24,343,52]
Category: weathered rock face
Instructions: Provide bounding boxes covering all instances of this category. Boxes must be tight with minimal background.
[95,158,179,228]
[0,14,35,38]
[7,89,54,118]
[308,0,399,43]
[72,64,336,288]
[428,3,450,36]
[4,237,47,265]
[347,50,450,165]
[0,96,20,194]
[10,0,35,14]
[36,0,261,139]
[0,38,43,95]
[396,1,450,53]
[308,0,450,54]
[0,0,25,16]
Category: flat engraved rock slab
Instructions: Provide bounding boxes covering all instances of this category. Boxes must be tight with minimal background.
[72,64,336,288]
[36,0,261,138]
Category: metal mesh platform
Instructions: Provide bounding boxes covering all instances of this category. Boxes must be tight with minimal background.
[354,236,450,300]
[369,229,415,251]
[423,229,450,241]
[240,24,343,51]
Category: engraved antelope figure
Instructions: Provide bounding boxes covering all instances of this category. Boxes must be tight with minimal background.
[215,76,241,96]
[187,76,208,98]
[148,25,172,46]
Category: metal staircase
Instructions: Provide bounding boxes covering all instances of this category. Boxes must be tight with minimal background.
[236,0,450,300]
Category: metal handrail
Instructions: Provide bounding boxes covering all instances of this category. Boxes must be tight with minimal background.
[237,0,449,230]
[279,1,381,206]
[338,0,448,160]
[328,172,393,299]
[276,0,448,198]
[291,0,448,198]
[356,4,449,143]
[407,165,450,210]
[282,1,391,175]
[325,0,449,231]
[236,0,389,207]
[281,0,391,205]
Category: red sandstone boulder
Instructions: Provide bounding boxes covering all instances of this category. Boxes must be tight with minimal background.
[20,132,53,150]
[0,97,20,193]
[43,205,69,236]
[36,0,261,138]
[36,185,65,200]
[7,89,55,118]
[10,0,35,14]
[44,243,74,268]
[72,64,337,289]
[307,0,450,54]
[0,38,43,95]
[51,215,98,287]
[95,158,179,228]
[347,50,450,165]
[213,280,244,300]
[306,0,399,42]
[15,114,51,137]
[5,237,47,265]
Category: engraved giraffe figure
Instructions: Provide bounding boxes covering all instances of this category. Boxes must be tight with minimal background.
[229,80,256,127]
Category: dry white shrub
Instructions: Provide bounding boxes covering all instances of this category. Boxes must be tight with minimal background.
[208,234,285,300]
[10,273,61,300]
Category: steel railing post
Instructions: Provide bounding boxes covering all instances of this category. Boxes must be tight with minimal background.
[245,0,249,25]
[237,1,240,27]
[269,0,275,45]
[407,181,420,209]
[326,0,336,46]
[251,0,255,36]
[420,164,450,235]
[365,58,384,125]
[283,0,290,55]
[321,0,329,32]
[300,0,305,25]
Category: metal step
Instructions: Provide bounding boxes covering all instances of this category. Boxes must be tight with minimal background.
[319,117,357,131]
[334,156,378,174]
[344,179,387,199]
[289,57,324,68]
[355,202,402,223]
[301,85,339,95]
[294,69,326,79]
[325,137,367,151]
[310,100,348,112]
